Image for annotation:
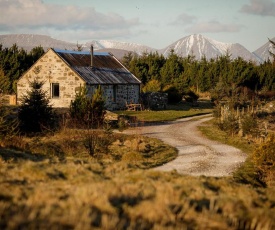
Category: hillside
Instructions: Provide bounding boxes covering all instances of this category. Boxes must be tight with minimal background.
[0,33,270,63]
[87,40,156,55]
[0,34,77,51]
[253,37,275,62]
[159,34,258,62]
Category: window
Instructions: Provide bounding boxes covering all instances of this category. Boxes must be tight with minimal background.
[52,83,60,98]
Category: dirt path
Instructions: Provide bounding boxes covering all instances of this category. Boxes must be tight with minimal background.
[123,115,247,177]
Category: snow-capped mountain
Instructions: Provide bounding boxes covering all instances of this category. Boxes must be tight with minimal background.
[0,34,77,51]
[253,37,275,62]
[0,34,155,57]
[0,33,267,63]
[159,34,258,62]
[86,40,156,55]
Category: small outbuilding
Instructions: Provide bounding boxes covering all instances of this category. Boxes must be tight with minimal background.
[17,48,141,110]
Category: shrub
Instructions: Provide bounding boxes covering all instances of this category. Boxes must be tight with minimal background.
[83,128,114,157]
[0,106,19,145]
[69,86,88,126]
[142,79,161,93]
[183,89,199,103]
[218,114,239,137]
[252,134,275,186]
[233,159,266,188]
[70,86,106,128]
[241,114,259,137]
[163,85,182,104]
[18,80,57,134]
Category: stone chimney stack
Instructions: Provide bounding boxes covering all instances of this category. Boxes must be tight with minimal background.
[90,45,94,67]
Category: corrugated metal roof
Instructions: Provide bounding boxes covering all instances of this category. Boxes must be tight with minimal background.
[54,49,141,85]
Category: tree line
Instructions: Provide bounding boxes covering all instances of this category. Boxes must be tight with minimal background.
[121,43,275,102]
[0,44,45,94]
[0,41,274,101]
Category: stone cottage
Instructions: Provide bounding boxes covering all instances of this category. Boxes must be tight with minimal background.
[17,48,141,110]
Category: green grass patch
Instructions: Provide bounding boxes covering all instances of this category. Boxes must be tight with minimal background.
[115,101,213,122]
[198,119,255,154]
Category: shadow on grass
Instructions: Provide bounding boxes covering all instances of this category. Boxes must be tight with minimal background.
[0,147,47,162]
[167,100,215,111]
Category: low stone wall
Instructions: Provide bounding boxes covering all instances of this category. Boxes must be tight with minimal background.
[141,92,168,110]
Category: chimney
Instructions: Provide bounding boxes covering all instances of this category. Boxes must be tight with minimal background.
[90,45,94,68]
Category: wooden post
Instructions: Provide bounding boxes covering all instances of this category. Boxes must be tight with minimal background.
[238,116,243,137]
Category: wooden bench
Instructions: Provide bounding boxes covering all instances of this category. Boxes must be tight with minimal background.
[126,102,142,111]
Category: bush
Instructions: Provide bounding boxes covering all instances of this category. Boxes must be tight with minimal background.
[83,128,114,157]
[252,134,275,186]
[241,114,259,137]
[163,85,182,104]
[142,79,161,93]
[0,105,19,140]
[233,159,266,188]
[183,89,199,103]
[218,114,239,137]
[70,86,106,128]
[18,80,57,134]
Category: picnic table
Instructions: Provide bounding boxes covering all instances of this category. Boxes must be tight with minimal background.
[126,103,142,111]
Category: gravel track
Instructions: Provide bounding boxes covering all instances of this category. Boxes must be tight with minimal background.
[123,114,247,177]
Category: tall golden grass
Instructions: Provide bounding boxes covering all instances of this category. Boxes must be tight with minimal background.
[0,129,274,229]
[0,156,274,229]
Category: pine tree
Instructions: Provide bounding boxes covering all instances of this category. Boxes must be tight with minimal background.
[90,86,106,128]
[18,79,56,134]
[70,86,106,128]
[70,86,88,124]
[0,68,10,93]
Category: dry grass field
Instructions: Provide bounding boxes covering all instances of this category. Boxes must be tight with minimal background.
[0,128,275,229]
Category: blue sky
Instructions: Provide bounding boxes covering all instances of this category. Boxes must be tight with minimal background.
[0,0,274,51]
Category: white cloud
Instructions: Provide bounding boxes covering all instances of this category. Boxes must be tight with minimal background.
[0,0,139,40]
[186,21,243,33]
[240,0,275,17]
[170,13,197,26]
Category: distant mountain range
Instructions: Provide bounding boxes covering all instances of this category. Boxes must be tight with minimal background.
[0,34,274,63]
[160,34,259,63]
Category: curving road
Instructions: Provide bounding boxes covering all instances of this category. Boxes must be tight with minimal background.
[123,115,247,177]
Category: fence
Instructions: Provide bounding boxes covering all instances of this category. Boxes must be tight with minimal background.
[219,104,271,143]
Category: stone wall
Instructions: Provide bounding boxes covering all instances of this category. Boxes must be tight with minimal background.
[141,92,168,110]
[87,84,140,110]
[17,49,85,108]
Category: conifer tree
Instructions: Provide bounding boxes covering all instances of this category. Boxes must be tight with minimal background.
[70,86,105,128]
[18,79,56,134]
[0,68,10,94]
[90,86,106,128]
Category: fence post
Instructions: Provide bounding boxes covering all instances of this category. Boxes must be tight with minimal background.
[238,116,243,137]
